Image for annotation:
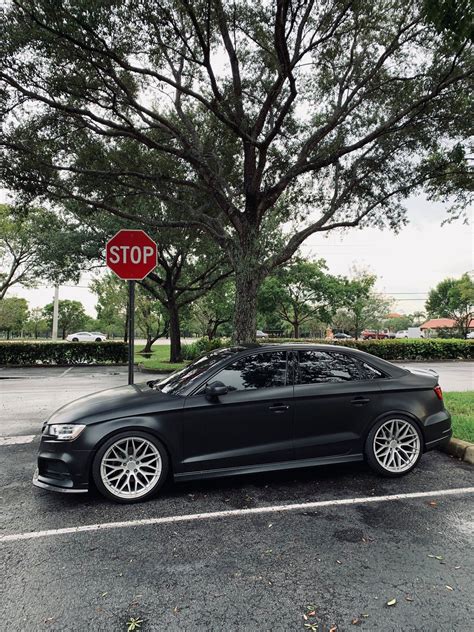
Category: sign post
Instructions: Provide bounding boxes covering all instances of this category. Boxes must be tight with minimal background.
[106,230,158,385]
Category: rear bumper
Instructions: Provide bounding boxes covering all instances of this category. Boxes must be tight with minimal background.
[423,409,452,451]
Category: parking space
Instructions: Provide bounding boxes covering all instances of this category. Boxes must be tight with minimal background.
[1,366,473,630]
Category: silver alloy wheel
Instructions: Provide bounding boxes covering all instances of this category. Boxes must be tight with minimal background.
[373,419,421,473]
[100,437,162,499]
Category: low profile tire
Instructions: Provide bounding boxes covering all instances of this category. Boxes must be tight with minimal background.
[72,337,79,342]
[92,431,169,503]
[365,416,423,478]
[95,337,102,342]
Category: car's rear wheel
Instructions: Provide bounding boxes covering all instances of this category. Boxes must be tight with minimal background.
[92,431,169,503]
[365,417,422,477]
[72,337,79,342]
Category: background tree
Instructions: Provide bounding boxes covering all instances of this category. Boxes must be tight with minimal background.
[0,203,85,299]
[192,280,235,340]
[338,270,393,339]
[0,296,29,339]
[1,0,471,343]
[258,259,344,338]
[426,273,474,336]
[24,306,49,339]
[135,289,169,354]
[42,300,87,340]
[91,274,128,340]
[384,314,415,332]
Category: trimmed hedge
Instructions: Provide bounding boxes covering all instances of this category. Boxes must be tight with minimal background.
[0,341,128,366]
[266,338,474,361]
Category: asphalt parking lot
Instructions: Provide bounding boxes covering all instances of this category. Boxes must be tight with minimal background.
[1,366,473,631]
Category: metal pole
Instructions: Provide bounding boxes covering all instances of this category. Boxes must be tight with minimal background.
[128,280,135,385]
[52,284,59,341]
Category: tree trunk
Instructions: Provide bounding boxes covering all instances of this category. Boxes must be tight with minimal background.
[168,302,182,362]
[141,334,154,354]
[233,270,261,344]
[293,321,300,338]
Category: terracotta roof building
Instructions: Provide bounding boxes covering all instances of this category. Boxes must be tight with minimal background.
[421,318,474,330]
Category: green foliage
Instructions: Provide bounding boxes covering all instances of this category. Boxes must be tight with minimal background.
[181,337,226,361]
[0,296,29,337]
[266,338,474,360]
[0,341,127,365]
[42,299,87,339]
[426,273,474,335]
[444,392,474,443]
[423,0,473,44]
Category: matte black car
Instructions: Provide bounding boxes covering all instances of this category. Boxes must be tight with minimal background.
[33,344,452,503]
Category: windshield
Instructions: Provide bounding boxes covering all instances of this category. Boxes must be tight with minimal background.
[156,347,243,395]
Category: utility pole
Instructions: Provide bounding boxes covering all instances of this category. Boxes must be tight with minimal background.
[52,284,59,340]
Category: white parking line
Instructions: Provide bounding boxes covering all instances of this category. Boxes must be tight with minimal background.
[0,435,36,446]
[1,487,473,544]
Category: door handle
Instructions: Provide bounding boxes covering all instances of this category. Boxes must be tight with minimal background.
[269,403,289,413]
[351,397,370,406]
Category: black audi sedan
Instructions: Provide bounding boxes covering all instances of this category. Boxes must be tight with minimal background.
[33,344,452,503]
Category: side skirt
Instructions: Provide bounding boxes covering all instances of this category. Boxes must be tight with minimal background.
[174,453,364,482]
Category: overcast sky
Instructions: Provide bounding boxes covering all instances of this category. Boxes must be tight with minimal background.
[7,193,473,318]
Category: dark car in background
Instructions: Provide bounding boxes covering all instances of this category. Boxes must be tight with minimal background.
[34,344,452,503]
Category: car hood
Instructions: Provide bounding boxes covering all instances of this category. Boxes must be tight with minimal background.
[46,383,181,426]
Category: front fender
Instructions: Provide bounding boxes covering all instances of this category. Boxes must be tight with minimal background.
[83,414,182,475]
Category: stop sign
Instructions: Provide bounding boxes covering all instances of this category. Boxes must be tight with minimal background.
[106,229,157,280]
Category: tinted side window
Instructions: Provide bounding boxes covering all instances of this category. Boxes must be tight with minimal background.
[298,351,365,384]
[213,352,287,391]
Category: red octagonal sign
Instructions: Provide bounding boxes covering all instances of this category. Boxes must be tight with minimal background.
[106,229,157,280]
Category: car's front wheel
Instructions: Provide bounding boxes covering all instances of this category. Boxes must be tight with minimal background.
[365,417,422,477]
[92,431,169,503]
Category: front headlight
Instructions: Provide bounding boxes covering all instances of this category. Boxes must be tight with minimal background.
[45,424,86,441]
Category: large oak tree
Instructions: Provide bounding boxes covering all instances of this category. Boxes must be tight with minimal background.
[1,0,472,342]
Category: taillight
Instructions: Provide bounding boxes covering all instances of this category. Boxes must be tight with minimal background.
[434,385,443,401]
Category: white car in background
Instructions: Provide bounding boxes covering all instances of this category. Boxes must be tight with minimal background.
[66,331,107,342]
[256,330,269,338]
[467,331,474,339]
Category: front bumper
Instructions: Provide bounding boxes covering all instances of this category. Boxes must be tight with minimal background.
[33,468,88,493]
[33,439,92,494]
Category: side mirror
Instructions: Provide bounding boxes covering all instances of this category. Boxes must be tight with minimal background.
[205,381,229,400]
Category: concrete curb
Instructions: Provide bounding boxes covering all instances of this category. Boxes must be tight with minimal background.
[442,438,474,465]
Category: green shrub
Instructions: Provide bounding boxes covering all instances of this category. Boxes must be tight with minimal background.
[181,337,226,361]
[266,338,474,360]
[0,341,128,365]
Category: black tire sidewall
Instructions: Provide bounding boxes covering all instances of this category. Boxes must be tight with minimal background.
[365,416,423,478]
[92,430,169,503]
